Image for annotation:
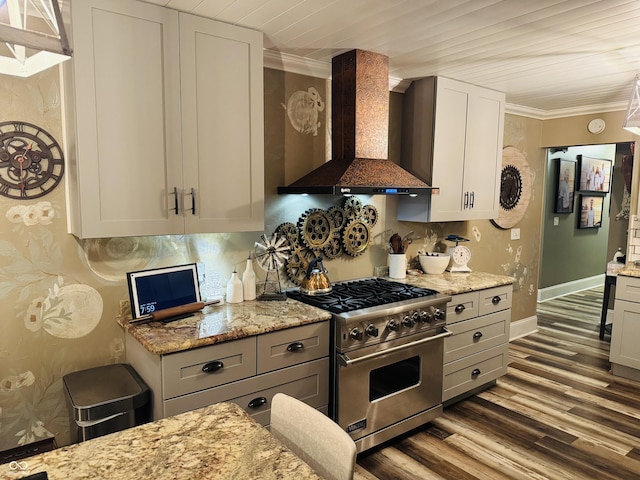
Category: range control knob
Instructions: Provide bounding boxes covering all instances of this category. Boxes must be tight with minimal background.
[365,324,379,337]
[402,315,415,328]
[349,328,364,341]
[434,309,445,321]
[419,311,434,323]
[387,319,400,331]
[412,311,420,322]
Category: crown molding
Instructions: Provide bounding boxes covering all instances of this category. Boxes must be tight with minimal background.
[263,49,330,79]
[263,49,411,93]
[264,49,628,119]
[505,101,628,120]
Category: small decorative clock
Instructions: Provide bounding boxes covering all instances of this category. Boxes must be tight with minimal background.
[491,146,531,230]
[445,235,472,273]
[0,121,65,199]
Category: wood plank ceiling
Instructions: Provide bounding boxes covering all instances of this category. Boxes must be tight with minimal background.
[141,0,640,118]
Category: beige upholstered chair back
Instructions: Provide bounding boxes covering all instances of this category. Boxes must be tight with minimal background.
[270,393,357,480]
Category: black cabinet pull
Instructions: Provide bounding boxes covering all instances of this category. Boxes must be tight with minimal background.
[286,342,305,352]
[473,331,483,340]
[201,360,224,373]
[186,187,196,214]
[454,304,465,314]
[248,397,267,409]
[492,295,501,305]
[471,368,481,377]
[169,186,179,214]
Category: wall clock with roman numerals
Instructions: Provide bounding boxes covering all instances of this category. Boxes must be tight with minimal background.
[0,121,65,199]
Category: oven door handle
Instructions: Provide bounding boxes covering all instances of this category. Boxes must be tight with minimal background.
[337,327,453,367]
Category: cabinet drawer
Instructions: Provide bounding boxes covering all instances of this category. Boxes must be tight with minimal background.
[478,285,513,316]
[163,337,257,399]
[164,357,330,422]
[446,292,479,324]
[257,321,330,374]
[443,343,508,401]
[444,310,510,363]
[615,275,640,303]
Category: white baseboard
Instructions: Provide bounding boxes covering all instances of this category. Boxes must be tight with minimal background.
[537,274,604,303]
[510,315,538,340]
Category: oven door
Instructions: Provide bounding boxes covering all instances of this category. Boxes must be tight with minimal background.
[335,326,451,443]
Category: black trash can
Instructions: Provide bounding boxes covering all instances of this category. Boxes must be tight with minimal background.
[63,363,150,443]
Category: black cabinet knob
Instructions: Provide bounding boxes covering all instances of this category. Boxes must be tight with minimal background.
[471,368,481,377]
[248,397,267,409]
[473,331,483,340]
[455,304,465,314]
[202,360,224,373]
[286,342,305,352]
[492,295,501,305]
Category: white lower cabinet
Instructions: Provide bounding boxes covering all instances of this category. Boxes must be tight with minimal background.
[443,285,512,403]
[126,322,330,424]
[611,275,640,380]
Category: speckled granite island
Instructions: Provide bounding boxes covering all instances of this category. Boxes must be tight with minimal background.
[1,402,321,480]
[118,299,332,422]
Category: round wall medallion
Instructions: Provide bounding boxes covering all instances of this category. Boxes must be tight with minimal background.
[587,118,606,134]
[491,146,531,230]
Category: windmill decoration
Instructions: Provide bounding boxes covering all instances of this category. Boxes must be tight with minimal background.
[254,232,291,300]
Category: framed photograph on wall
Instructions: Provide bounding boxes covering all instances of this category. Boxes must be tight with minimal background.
[578,195,604,229]
[577,155,612,193]
[554,158,576,213]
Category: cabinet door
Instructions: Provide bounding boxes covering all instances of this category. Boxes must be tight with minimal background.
[430,78,468,221]
[610,299,640,370]
[180,13,264,233]
[66,0,184,238]
[461,84,504,220]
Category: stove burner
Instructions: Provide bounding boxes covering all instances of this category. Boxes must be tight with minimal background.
[287,278,438,314]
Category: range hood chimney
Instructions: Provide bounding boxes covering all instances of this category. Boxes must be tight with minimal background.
[278,49,433,195]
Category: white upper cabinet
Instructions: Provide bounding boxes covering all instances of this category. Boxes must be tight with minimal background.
[398,76,505,223]
[179,14,264,234]
[63,0,264,238]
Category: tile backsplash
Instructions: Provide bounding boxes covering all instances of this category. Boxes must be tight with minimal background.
[628,215,640,263]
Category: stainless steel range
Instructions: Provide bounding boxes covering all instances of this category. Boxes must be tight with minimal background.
[287,277,451,453]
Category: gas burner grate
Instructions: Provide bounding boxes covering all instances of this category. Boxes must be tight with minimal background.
[286,278,438,314]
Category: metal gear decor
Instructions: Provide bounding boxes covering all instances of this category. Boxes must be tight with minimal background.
[286,245,317,285]
[298,208,334,251]
[266,196,377,285]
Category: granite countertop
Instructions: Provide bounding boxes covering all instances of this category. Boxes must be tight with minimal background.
[117,299,332,355]
[617,264,640,278]
[396,271,515,295]
[1,402,321,480]
[118,272,513,356]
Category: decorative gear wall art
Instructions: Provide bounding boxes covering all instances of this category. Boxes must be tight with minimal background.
[270,196,378,285]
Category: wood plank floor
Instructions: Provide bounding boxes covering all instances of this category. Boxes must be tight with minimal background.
[355,287,640,480]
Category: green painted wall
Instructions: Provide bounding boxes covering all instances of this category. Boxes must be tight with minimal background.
[540,145,615,288]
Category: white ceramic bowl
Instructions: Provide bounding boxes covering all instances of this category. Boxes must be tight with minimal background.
[418,252,450,275]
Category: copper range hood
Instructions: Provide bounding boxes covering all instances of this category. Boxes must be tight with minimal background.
[278,49,433,195]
